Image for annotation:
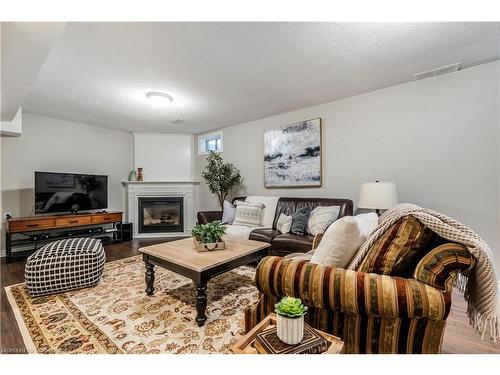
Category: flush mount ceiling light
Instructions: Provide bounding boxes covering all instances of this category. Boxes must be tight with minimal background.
[145,91,173,106]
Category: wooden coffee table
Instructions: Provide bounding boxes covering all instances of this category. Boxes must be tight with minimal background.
[139,235,269,326]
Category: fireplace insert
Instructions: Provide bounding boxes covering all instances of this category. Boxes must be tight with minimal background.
[138,197,184,233]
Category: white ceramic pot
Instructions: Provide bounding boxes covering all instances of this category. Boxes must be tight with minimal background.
[276,314,304,345]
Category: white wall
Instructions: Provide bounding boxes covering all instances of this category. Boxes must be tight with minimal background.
[197,61,500,272]
[1,112,133,251]
[0,107,22,136]
[133,133,196,181]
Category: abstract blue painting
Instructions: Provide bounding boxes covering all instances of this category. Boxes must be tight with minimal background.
[264,118,322,188]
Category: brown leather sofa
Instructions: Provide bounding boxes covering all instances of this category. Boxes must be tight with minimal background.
[197,197,353,256]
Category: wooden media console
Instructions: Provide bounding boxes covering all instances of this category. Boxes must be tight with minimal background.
[5,211,123,262]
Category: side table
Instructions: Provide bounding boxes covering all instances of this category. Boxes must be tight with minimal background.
[231,314,344,354]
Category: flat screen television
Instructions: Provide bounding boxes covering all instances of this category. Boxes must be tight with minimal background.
[35,172,108,214]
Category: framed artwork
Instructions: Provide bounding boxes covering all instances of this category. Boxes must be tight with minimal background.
[264,118,322,188]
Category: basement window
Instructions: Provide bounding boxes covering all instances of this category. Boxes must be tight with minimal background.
[198,131,223,155]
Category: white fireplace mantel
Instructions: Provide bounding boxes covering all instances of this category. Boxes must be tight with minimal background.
[121,181,200,185]
[122,180,200,238]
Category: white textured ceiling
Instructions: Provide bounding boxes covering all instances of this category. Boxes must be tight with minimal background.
[0,22,65,121]
[15,22,500,133]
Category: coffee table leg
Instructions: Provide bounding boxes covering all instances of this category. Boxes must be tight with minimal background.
[195,283,208,326]
[145,262,155,296]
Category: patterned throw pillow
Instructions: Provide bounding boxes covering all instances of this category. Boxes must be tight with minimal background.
[276,213,292,233]
[232,201,264,227]
[357,216,443,276]
[290,207,311,235]
[306,205,340,235]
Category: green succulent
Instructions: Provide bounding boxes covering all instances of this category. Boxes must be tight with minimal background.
[275,296,308,319]
[192,221,226,244]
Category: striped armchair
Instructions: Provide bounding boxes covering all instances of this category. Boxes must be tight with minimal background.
[244,223,475,354]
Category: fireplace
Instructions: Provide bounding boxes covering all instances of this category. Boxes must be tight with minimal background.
[138,197,184,234]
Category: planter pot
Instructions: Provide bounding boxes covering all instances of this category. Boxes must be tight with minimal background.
[276,313,304,345]
[193,238,225,252]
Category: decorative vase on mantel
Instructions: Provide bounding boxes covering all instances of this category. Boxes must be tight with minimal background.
[128,170,137,181]
[137,167,144,182]
[275,296,308,345]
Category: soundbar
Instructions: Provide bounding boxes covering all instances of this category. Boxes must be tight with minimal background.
[29,226,104,242]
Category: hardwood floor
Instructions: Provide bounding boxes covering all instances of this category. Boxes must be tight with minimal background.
[0,238,167,354]
[1,238,499,354]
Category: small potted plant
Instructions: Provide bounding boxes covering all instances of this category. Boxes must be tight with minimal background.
[192,221,226,252]
[275,296,308,345]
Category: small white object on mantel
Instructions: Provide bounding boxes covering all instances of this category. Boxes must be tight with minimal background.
[121,180,200,185]
[121,180,200,239]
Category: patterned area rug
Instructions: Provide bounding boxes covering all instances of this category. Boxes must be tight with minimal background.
[5,255,259,354]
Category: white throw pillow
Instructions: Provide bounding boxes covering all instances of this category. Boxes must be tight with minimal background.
[276,213,292,234]
[306,205,340,235]
[310,213,379,268]
[232,201,264,227]
[221,200,236,224]
[224,224,263,239]
[245,196,280,228]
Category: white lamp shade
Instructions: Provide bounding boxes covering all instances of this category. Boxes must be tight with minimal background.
[358,181,398,210]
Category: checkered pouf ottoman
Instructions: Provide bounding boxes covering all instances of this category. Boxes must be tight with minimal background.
[25,238,106,297]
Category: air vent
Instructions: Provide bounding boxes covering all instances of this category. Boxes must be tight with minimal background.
[171,119,185,124]
[413,62,461,81]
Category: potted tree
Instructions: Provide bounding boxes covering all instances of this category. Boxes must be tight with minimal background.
[275,296,308,345]
[202,151,242,209]
[192,221,227,252]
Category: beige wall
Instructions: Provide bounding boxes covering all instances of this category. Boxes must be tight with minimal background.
[197,61,500,273]
[1,112,133,253]
[133,133,196,181]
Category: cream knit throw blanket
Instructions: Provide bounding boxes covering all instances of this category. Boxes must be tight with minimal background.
[348,203,499,341]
